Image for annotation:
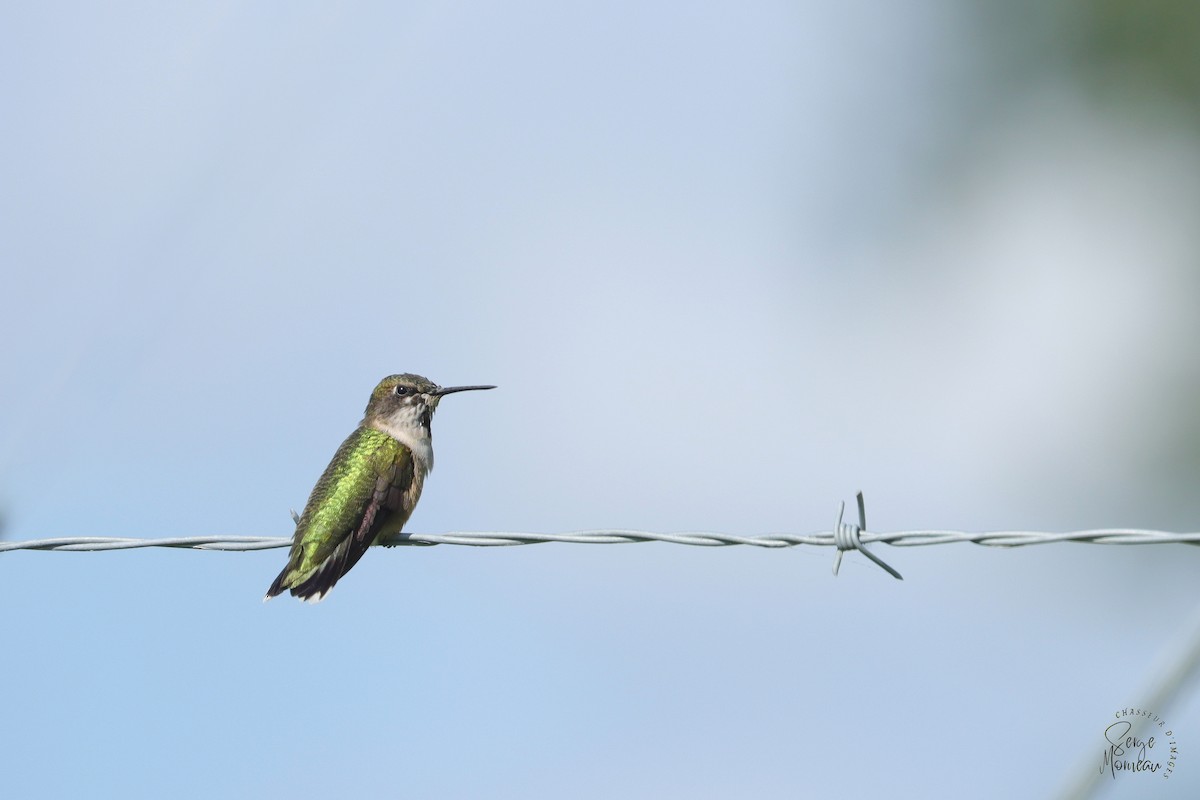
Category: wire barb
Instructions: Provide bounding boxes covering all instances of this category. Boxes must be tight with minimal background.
[831,492,903,580]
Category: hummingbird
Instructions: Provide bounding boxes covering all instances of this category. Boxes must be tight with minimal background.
[265,374,495,603]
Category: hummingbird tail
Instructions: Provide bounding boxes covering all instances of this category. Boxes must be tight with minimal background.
[263,569,291,602]
[263,532,370,603]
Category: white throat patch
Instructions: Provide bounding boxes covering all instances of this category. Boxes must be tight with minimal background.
[370,410,434,473]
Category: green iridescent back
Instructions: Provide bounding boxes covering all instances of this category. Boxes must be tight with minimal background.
[287,426,414,582]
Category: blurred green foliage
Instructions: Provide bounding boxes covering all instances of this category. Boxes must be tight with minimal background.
[1067,0,1200,120]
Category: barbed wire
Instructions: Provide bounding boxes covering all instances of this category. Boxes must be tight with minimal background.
[3,494,1198,580]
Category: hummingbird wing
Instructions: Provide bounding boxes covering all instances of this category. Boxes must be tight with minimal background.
[265,427,416,603]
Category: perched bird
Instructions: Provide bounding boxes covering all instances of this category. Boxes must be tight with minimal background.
[265,374,494,602]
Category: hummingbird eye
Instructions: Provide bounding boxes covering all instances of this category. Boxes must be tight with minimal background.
[394,386,409,396]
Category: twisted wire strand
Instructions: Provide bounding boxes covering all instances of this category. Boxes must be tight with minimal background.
[4,528,1199,552]
[2,493,1196,582]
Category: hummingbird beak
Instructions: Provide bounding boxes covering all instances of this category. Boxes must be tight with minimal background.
[434,384,497,396]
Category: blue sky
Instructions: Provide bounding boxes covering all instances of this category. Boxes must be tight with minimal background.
[2,3,1199,798]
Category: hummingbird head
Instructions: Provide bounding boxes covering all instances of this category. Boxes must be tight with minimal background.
[363,373,495,441]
